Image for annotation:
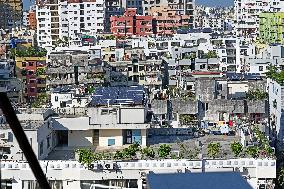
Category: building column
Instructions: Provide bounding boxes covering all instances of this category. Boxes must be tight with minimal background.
[137,179,143,189]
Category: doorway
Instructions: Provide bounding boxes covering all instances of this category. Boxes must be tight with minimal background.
[57,130,68,146]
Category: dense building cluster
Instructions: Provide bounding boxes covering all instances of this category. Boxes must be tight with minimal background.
[1,0,284,188]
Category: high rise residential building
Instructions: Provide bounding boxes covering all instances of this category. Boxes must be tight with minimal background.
[36,0,105,49]
[105,0,124,32]
[149,6,192,35]
[23,5,37,30]
[143,0,195,29]
[259,12,284,45]
[122,0,144,15]
[110,8,153,37]
[234,0,284,37]
[0,0,23,29]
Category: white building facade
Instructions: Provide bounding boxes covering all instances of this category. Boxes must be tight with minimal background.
[0,158,276,189]
[36,0,105,49]
[234,0,284,37]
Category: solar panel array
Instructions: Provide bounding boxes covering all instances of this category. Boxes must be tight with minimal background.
[90,86,145,106]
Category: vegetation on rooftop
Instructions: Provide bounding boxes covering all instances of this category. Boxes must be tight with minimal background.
[207,142,221,158]
[11,47,47,58]
[31,94,48,108]
[230,141,243,157]
[179,114,197,125]
[167,86,195,101]
[246,88,268,100]
[266,65,284,85]
[278,168,284,188]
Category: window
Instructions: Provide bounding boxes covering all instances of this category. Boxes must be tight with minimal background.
[101,109,108,115]
[108,139,115,146]
[30,88,35,93]
[87,4,90,7]
[22,62,26,67]
[259,66,263,71]
[40,141,43,155]
[217,84,222,90]
[55,96,58,102]
[47,136,50,149]
[88,23,91,26]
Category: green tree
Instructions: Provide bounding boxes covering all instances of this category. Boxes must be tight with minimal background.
[158,144,171,159]
[76,149,94,167]
[278,167,284,187]
[207,142,221,159]
[127,142,140,157]
[141,147,155,159]
[231,141,243,157]
[114,150,124,160]
[246,146,259,158]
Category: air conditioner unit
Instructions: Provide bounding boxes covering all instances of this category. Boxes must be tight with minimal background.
[1,154,13,160]
[140,172,147,178]
[103,163,113,170]
[177,169,183,173]
[0,132,8,140]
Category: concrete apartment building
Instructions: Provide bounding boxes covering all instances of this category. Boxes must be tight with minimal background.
[149,6,192,35]
[46,48,104,90]
[122,0,144,15]
[36,0,104,49]
[110,8,153,37]
[0,59,21,102]
[0,158,276,189]
[104,0,124,32]
[0,0,23,29]
[259,12,284,45]
[268,78,284,142]
[15,57,47,102]
[234,0,284,37]
[194,6,234,32]
[23,5,37,30]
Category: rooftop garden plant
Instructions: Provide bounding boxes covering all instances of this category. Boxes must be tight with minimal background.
[246,88,268,100]
[207,142,221,159]
[11,47,47,58]
[266,65,284,85]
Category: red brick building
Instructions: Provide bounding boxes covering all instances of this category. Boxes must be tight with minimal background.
[110,8,153,37]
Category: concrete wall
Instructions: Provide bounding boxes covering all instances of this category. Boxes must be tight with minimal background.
[88,108,119,125]
[51,93,73,109]
[195,79,216,101]
[120,108,145,123]
[151,100,167,114]
[99,129,123,147]
[268,79,283,140]
[37,122,55,160]
[52,117,90,130]
[68,130,93,147]
[171,99,197,114]
[247,100,267,114]
[248,80,267,91]
[204,100,245,121]
[227,82,248,99]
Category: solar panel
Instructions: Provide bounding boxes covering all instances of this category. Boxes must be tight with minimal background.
[90,86,145,106]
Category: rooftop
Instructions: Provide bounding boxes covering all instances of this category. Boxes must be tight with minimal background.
[147,172,253,189]
[89,86,146,107]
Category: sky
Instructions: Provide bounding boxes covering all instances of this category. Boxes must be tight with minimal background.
[23,0,234,10]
